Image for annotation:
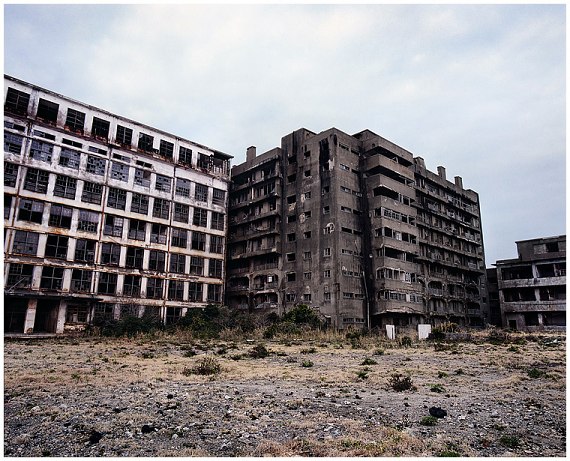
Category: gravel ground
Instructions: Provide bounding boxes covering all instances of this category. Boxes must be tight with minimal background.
[3,331,566,457]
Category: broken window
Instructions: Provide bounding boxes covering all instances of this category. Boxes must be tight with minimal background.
[286,272,296,282]
[210,235,224,254]
[168,280,185,301]
[4,162,19,187]
[212,188,225,206]
[159,140,174,159]
[169,253,186,274]
[97,272,117,295]
[134,168,151,187]
[70,269,93,293]
[12,230,40,255]
[152,198,170,219]
[111,162,130,182]
[286,253,296,262]
[4,194,12,220]
[30,139,54,162]
[210,212,224,231]
[77,210,99,233]
[287,233,296,242]
[116,125,133,146]
[36,98,59,124]
[124,246,144,269]
[173,203,190,223]
[92,117,110,139]
[191,231,206,251]
[171,228,188,248]
[155,174,171,192]
[130,193,149,215]
[48,204,73,228]
[175,178,191,197]
[107,187,127,210]
[189,256,204,275]
[103,214,124,237]
[146,278,164,299]
[74,239,96,263]
[40,266,64,290]
[7,263,34,288]
[195,184,208,202]
[65,304,90,323]
[197,153,212,170]
[100,242,121,266]
[81,181,103,204]
[209,259,223,278]
[193,207,208,227]
[86,155,106,176]
[123,275,142,297]
[188,282,203,302]
[138,133,154,152]
[150,223,168,245]
[45,234,69,259]
[207,284,222,303]
[128,219,147,241]
[65,108,85,133]
[58,148,81,170]
[5,88,30,115]
[179,146,192,167]
[53,175,77,199]
[4,132,24,155]
[148,250,166,271]
[17,198,44,224]
[303,252,311,260]
[286,293,296,302]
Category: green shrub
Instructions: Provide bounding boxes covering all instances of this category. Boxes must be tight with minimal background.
[301,360,314,368]
[301,347,317,354]
[400,336,413,347]
[361,357,378,366]
[430,383,445,393]
[499,435,520,449]
[93,315,163,338]
[527,368,544,379]
[420,416,438,426]
[389,373,416,392]
[249,343,270,359]
[184,356,221,376]
[357,370,369,380]
[437,371,448,378]
[282,304,322,328]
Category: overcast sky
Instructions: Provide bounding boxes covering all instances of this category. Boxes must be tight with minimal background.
[4,3,566,266]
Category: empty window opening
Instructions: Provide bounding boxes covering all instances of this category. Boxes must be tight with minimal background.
[171,228,188,248]
[116,125,133,146]
[125,246,144,268]
[168,280,185,301]
[4,162,19,187]
[128,219,147,241]
[212,188,225,205]
[59,148,81,170]
[5,88,30,115]
[36,98,59,124]
[48,204,72,228]
[70,270,93,293]
[152,198,170,220]
[40,266,64,290]
[175,178,191,197]
[138,133,154,152]
[207,284,222,303]
[191,231,206,251]
[210,235,224,254]
[169,253,186,273]
[111,162,130,182]
[188,282,203,302]
[12,231,40,255]
[30,139,54,163]
[209,259,223,278]
[74,239,96,263]
[45,234,69,259]
[103,214,124,237]
[65,108,85,133]
[107,187,127,209]
[100,242,121,266]
[146,278,164,299]
[7,263,34,288]
[18,198,44,224]
[134,168,151,187]
[130,193,149,215]
[4,132,24,155]
[159,140,174,159]
[155,174,171,192]
[190,256,204,275]
[149,250,166,271]
[92,117,110,139]
[122,275,141,297]
[179,146,193,167]
[97,272,118,295]
[195,183,208,202]
[193,207,208,227]
[150,223,168,244]
[174,203,190,223]
[211,212,224,231]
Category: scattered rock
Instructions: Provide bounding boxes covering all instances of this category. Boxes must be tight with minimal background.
[429,407,447,418]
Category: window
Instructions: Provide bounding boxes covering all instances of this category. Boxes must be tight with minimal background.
[286,293,296,302]
[130,193,149,215]
[125,246,144,269]
[210,212,224,231]
[207,284,222,303]
[77,210,99,233]
[64,108,85,133]
[86,155,106,176]
[171,228,188,248]
[12,231,40,255]
[304,271,312,280]
[4,162,19,187]
[323,248,331,257]
[304,170,311,177]
[168,280,185,301]
[5,88,30,115]
[188,282,203,302]
[146,278,164,299]
[286,253,296,262]
[107,187,127,210]
[4,194,12,220]
[23,166,48,191]
[304,191,311,200]
[159,140,174,159]
[97,272,117,295]
[287,215,296,223]
[155,174,171,193]
[303,251,311,260]
[287,233,296,242]
[302,293,312,302]
[287,174,296,183]
[100,242,121,266]
[17,198,44,224]
[212,188,225,205]
[134,168,151,187]
[179,146,192,167]
[4,132,24,154]
[152,198,170,219]
[324,270,331,278]
[190,256,204,275]
[53,175,77,199]
[121,275,141,297]
[138,133,154,152]
[111,162,130,182]
[116,125,133,146]
[195,184,208,202]
[103,214,124,237]
[149,250,166,271]
[193,207,208,227]
[36,98,59,123]
[30,139,54,162]
[175,178,191,197]
[90,117,110,139]
[7,263,34,288]
[40,267,64,290]
[44,234,69,259]
[191,231,206,251]
[323,206,330,214]
[210,235,224,254]
[169,253,186,274]
[304,231,312,239]
[59,148,81,170]
[48,204,73,228]
[150,223,168,244]
[128,219,146,241]
[70,269,93,293]
[74,239,96,263]
[174,203,190,223]
[197,153,211,170]
[209,259,223,278]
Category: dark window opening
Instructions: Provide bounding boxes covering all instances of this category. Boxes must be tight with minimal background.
[59,148,81,170]
[100,242,121,266]
[74,239,96,263]
[48,204,73,229]
[116,125,133,147]
[45,234,69,259]
[4,132,24,155]
[81,181,103,204]
[103,214,124,237]
[5,88,30,115]
[36,98,59,124]
[138,133,154,152]
[40,266,64,290]
[70,270,93,293]
[97,272,117,295]
[65,108,85,133]
[125,246,144,268]
[152,198,170,219]
[53,175,77,199]
[148,250,166,272]
[179,146,192,167]
[92,117,110,139]
[159,140,174,159]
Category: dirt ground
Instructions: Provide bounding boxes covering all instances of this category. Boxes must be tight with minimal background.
[3,330,566,457]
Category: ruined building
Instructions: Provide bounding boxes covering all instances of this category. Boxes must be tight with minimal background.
[227,128,488,329]
[4,75,231,334]
[494,235,566,330]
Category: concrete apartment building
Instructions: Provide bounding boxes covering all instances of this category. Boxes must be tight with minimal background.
[494,235,566,330]
[4,75,232,334]
[227,127,488,330]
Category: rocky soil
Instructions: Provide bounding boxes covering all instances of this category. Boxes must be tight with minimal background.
[3,331,566,457]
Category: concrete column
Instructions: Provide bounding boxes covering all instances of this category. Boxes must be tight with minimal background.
[24,299,37,334]
[56,301,66,333]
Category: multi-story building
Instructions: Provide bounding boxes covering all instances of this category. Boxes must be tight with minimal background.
[495,235,566,330]
[4,75,232,334]
[227,127,488,329]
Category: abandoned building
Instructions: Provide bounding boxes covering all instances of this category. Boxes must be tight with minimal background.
[3,75,232,334]
[493,235,566,330]
[227,128,488,329]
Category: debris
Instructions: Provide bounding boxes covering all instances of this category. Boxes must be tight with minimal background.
[429,407,448,418]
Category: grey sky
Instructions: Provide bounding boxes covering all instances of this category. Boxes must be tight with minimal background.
[4,3,566,266]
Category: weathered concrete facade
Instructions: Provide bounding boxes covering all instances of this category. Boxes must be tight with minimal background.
[4,75,231,334]
[227,128,488,329]
[495,235,566,330]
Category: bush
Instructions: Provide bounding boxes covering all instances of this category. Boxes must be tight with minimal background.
[184,356,221,376]
[430,383,445,393]
[399,336,413,347]
[282,304,322,328]
[361,357,378,366]
[420,416,438,426]
[357,370,369,380]
[389,373,416,392]
[249,344,270,359]
[93,315,163,338]
[527,368,544,379]
[301,360,314,368]
[499,435,520,449]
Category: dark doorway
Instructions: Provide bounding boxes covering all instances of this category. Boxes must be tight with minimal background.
[34,300,59,333]
[4,298,28,333]
[508,319,517,330]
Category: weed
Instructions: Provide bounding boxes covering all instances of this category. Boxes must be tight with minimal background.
[301,360,314,368]
[438,450,461,457]
[454,368,464,375]
[492,423,506,431]
[399,336,413,348]
[361,357,378,366]
[249,344,270,359]
[357,370,369,380]
[183,350,197,358]
[71,373,81,382]
[373,348,385,356]
[527,368,544,379]
[230,354,244,361]
[388,373,416,392]
[430,383,445,393]
[420,416,438,426]
[499,435,520,449]
[437,371,448,378]
[507,345,519,352]
[286,356,297,363]
[301,347,317,354]
[184,356,221,376]
[141,351,154,359]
